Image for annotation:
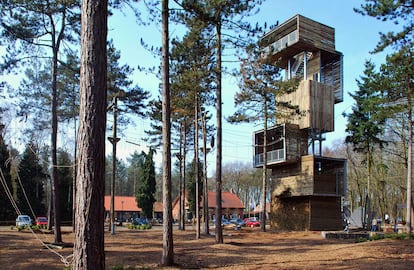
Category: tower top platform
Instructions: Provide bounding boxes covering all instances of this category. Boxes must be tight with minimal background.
[259,14,342,68]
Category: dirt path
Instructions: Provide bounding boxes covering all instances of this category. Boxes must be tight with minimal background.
[0,226,413,269]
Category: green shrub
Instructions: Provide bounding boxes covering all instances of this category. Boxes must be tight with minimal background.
[17,225,26,231]
[140,224,152,230]
[367,232,414,241]
[355,237,368,243]
[392,233,410,240]
[126,223,152,230]
[370,234,386,241]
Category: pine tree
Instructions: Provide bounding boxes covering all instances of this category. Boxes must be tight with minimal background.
[0,0,82,243]
[136,149,156,218]
[107,40,150,129]
[127,151,146,196]
[57,149,73,222]
[344,60,387,229]
[186,159,204,220]
[161,0,173,265]
[172,16,215,239]
[180,0,264,243]
[378,46,414,233]
[16,143,47,218]
[145,16,215,235]
[354,0,413,52]
[73,0,107,267]
[0,126,14,221]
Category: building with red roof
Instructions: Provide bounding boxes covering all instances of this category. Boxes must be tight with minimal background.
[104,196,163,222]
[104,191,245,223]
[172,191,245,221]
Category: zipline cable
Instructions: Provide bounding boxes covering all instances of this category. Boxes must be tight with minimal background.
[0,167,74,267]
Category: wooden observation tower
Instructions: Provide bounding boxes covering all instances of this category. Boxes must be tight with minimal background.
[254,14,347,231]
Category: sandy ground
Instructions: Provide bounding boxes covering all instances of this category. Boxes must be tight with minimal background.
[0,225,414,269]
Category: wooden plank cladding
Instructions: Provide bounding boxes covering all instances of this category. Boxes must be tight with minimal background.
[271,155,315,197]
[271,196,310,230]
[259,14,336,65]
[298,15,335,52]
[271,155,346,198]
[277,79,334,132]
[271,196,342,231]
[313,156,346,196]
[309,196,342,231]
[259,14,343,103]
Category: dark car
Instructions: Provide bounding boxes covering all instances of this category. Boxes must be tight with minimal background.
[230,218,245,227]
[132,217,150,226]
[115,217,126,226]
[213,218,239,229]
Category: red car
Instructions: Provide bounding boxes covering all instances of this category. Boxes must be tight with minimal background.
[35,216,48,226]
[244,217,260,228]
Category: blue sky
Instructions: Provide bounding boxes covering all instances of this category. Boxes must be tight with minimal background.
[0,1,401,174]
[107,0,400,173]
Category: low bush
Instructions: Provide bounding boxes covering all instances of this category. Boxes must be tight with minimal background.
[16,225,29,231]
[367,232,414,241]
[126,223,152,230]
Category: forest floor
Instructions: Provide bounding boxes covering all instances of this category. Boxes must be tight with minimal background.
[1,225,414,269]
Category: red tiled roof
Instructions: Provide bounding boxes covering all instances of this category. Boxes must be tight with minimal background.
[103,196,165,212]
[172,191,244,210]
[153,201,163,212]
[104,196,141,212]
[172,191,244,219]
[206,191,244,209]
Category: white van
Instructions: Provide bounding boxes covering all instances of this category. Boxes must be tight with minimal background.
[16,215,32,227]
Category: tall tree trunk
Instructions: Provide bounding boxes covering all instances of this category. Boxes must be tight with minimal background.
[203,112,209,235]
[50,6,68,243]
[72,118,77,232]
[178,122,183,230]
[51,46,62,244]
[73,0,107,268]
[261,97,267,232]
[195,96,200,239]
[215,21,223,244]
[407,104,412,234]
[109,96,119,234]
[366,151,371,229]
[161,0,174,265]
[181,124,186,231]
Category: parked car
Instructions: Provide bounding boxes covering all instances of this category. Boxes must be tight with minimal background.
[115,217,126,226]
[16,215,32,227]
[230,218,245,227]
[244,217,260,228]
[35,216,48,226]
[221,218,234,228]
[132,217,150,226]
[212,218,239,229]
